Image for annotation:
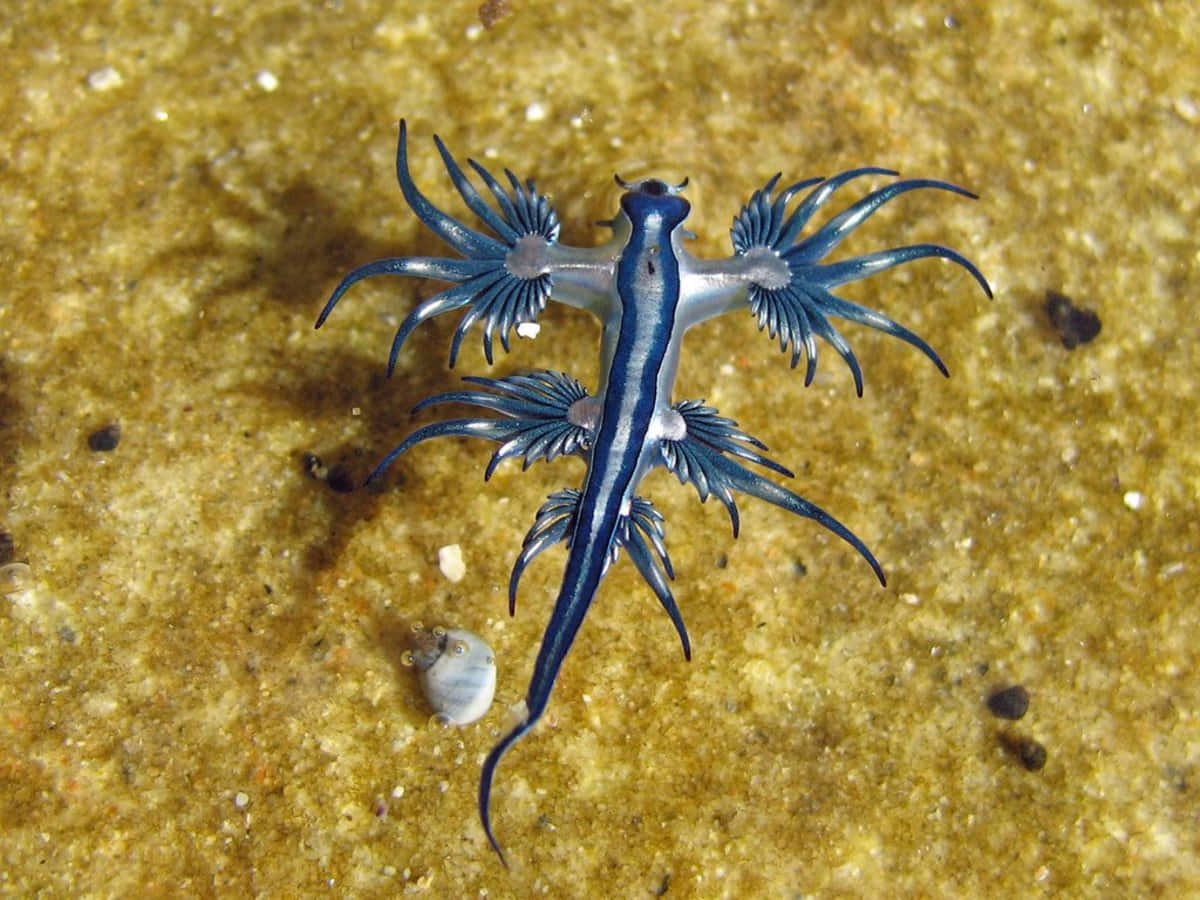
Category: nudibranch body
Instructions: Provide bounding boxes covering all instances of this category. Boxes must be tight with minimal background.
[317,121,991,862]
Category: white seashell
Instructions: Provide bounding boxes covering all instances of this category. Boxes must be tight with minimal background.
[406,625,496,726]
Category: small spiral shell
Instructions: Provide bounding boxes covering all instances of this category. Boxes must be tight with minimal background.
[405,624,496,726]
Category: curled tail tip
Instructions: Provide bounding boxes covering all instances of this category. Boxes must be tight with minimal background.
[483,818,509,867]
[480,715,533,869]
[480,768,505,865]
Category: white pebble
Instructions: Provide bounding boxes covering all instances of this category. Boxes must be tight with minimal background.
[87,66,123,91]
[516,322,540,339]
[1173,95,1200,124]
[438,544,466,582]
[1122,490,1144,511]
[255,70,279,92]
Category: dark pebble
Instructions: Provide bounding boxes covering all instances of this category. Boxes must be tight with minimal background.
[326,464,356,493]
[478,0,513,28]
[88,423,121,452]
[987,684,1030,720]
[0,530,13,565]
[1045,290,1101,348]
[1014,737,1047,771]
[999,732,1048,771]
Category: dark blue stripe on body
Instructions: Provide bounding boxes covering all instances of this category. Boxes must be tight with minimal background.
[523,190,691,718]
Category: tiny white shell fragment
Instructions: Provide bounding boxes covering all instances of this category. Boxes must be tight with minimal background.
[409,625,496,726]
